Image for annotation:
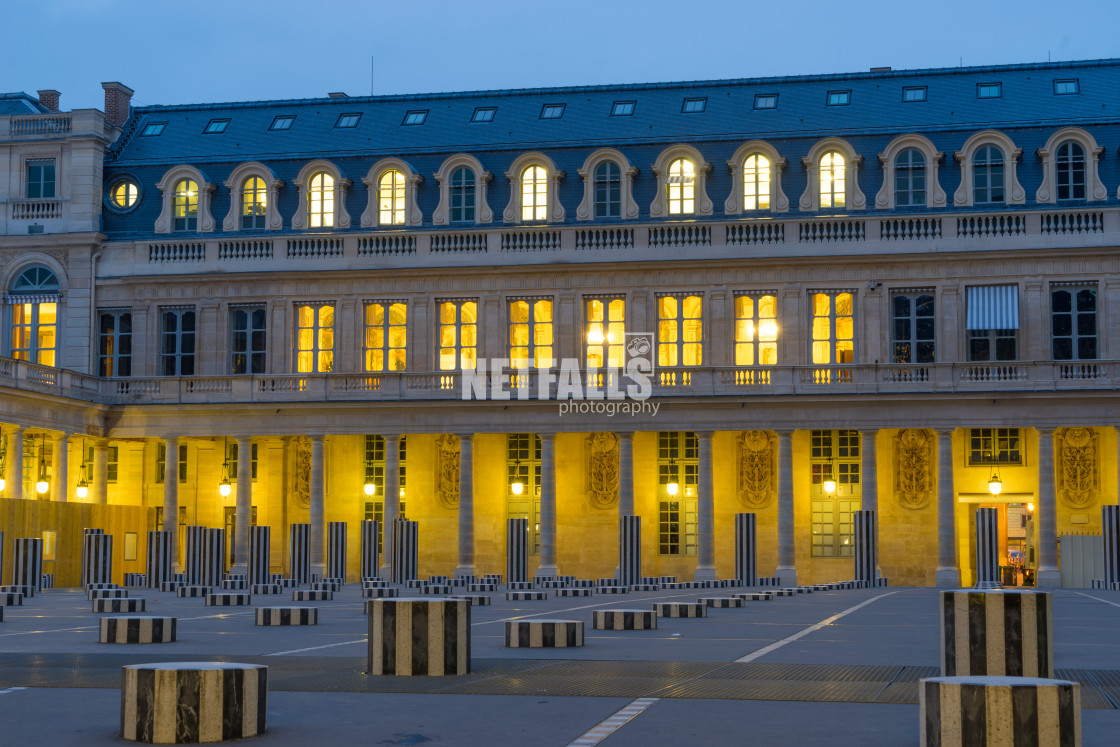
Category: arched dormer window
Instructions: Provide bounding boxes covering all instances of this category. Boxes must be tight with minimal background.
[379,170,405,225]
[155,165,216,233]
[1055,143,1085,200]
[361,158,423,227]
[522,166,548,221]
[222,162,284,231]
[667,158,695,215]
[173,179,198,231]
[875,134,945,209]
[650,145,712,218]
[953,131,1024,207]
[8,264,61,367]
[241,177,266,229]
[450,167,475,223]
[743,155,770,210]
[433,154,492,226]
[894,150,926,207]
[502,153,564,224]
[309,172,334,227]
[594,161,621,218]
[292,160,351,230]
[725,142,788,215]
[1035,127,1106,204]
[819,152,845,208]
[576,148,639,221]
[972,147,1004,205]
[799,138,865,211]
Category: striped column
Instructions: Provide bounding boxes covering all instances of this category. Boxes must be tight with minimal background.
[941,590,1053,677]
[975,507,1000,589]
[360,520,380,580]
[1102,505,1120,588]
[121,663,266,742]
[145,530,172,588]
[14,538,43,590]
[249,525,271,586]
[734,513,757,586]
[506,518,528,584]
[853,510,878,584]
[391,518,418,584]
[327,521,347,581]
[82,528,111,587]
[618,516,641,587]
[367,598,471,675]
[920,676,1079,747]
[183,526,205,585]
[289,523,310,584]
[200,528,226,587]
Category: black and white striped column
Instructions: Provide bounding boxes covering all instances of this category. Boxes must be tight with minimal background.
[145,530,172,589]
[1102,505,1120,588]
[121,663,267,742]
[289,523,310,584]
[360,519,380,580]
[975,507,1000,589]
[391,518,418,584]
[183,526,205,585]
[734,513,757,586]
[13,538,42,591]
[200,528,226,587]
[619,516,641,587]
[506,518,528,584]
[82,529,112,588]
[248,525,271,586]
[327,521,347,582]
[367,598,471,675]
[920,676,1080,747]
[941,590,1053,677]
[853,510,878,585]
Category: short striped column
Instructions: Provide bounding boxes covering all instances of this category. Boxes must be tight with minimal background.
[13,538,43,591]
[700,597,744,608]
[120,662,266,742]
[327,521,347,582]
[734,513,757,586]
[206,592,251,606]
[505,619,583,648]
[1101,505,1120,588]
[506,518,528,584]
[249,526,271,586]
[145,531,172,589]
[294,589,332,601]
[100,616,176,643]
[390,518,418,584]
[82,529,112,588]
[853,510,877,585]
[256,607,317,626]
[360,520,380,581]
[618,516,641,587]
[653,602,706,618]
[288,523,310,584]
[368,597,471,675]
[40,573,54,589]
[593,609,657,630]
[941,590,1053,677]
[94,598,146,613]
[920,676,1080,747]
[124,573,147,587]
[975,507,1000,589]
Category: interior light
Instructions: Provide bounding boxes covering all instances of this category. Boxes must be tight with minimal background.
[823,478,837,495]
[399,487,405,498]
[511,480,525,496]
[587,326,605,345]
[1027,502,1034,513]
[364,482,376,496]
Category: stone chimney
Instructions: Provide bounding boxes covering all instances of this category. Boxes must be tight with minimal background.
[37,90,60,113]
[101,81,135,126]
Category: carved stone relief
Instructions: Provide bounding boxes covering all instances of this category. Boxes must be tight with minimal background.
[737,430,774,508]
[293,435,310,509]
[436,434,460,509]
[587,432,618,509]
[1058,427,1098,508]
[894,429,933,510]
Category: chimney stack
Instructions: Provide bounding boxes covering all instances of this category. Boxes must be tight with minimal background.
[327,92,349,98]
[37,90,61,113]
[101,81,135,126]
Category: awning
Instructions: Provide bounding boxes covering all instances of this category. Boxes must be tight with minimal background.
[966,285,1019,330]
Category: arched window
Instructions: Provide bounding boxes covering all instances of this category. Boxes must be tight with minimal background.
[521,165,548,221]
[819,152,845,208]
[173,179,198,231]
[241,177,267,230]
[9,266,60,367]
[308,171,335,228]
[973,146,1004,204]
[743,154,771,210]
[1055,142,1085,200]
[593,161,621,218]
[378,169,406,225]
[667,158,695,215]
[894,149,926,207]
[450,167,475,223]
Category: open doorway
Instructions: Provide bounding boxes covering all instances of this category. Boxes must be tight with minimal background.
[974,501,1036,586]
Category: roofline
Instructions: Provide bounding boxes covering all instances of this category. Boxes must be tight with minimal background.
[127,57,1120,114]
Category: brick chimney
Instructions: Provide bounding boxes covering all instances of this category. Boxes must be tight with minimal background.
[101,81,135,126]
[37,90,60,112]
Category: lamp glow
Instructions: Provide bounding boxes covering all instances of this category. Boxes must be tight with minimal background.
[823,478,837,495]
[219,479,232,497]
[363,482,376,496]
[399,487,405,498]
[511,480,525,495]
[666,481,679,497]
[0,477,6,492]
[987,476,1002,496]
[1027,502,1034,512]
[587,326,605,345]
[36,479,49,494]
[75,483,88,499]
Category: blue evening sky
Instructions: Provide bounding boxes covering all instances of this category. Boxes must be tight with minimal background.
[4,0,1117,110]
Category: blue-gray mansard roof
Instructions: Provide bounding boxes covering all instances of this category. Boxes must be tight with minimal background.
[103,59,1120,238]
[0,92,49,116]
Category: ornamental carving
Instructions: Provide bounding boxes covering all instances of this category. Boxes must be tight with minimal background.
[293,436,310,509]
[587,432,619,509]
[1058,427,1098,509]
[894,429,933,510]
[737,431,774,508]
[436,434,460,509]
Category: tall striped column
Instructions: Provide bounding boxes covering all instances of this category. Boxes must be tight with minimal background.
[289,523,310,584]
[200,528,225,587]
[183,526,205,585]
[1102,505,1120,588]
[82,529,112,587]
[735,513,757,586]
[327,521,347,581]
[506,518,528,584]
[854,510,878,584]
[975,507,1000,588]
[360,520,380,580]
[146,530,172,588]
[391,518,418,584]
[14,538,43,590]
[249,525,271,586]
[619,515,641,586]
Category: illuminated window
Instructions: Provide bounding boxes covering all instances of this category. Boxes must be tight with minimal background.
[826,91,851,106]
[364,301,407,372]
[335,113,361,128]
[110,179,139,209]
[173,178,198,231]
[818,152,845,208]
[241,177,267,230]
[42,530,56,560]
[140,122,166,136]
[307,171,335,228]
[230,306,266,375]
[681,98,706,113]
[743,154,771,210]
[903,86,927,102]
[364,434,407,552]
[968,428,1022,465]
[471,107,496,123]
[438,300,478,370]
[754,94,778,109]
[891,293,935,364]
[973,146,1004,204]
[610,101,635,116]
[450,167,475,223]
[734,294,777,366]
[1055,142,1086,200]
[98,309,132,377]
[894,149,926,207]
[9,266,59,367]
[1051,286,1096,361]
[402,110,428,125]
[1054,79,1079,95]
[509,299,553,368]
[507,433,541,554]
[203,119,229,134]
[540,104,565,119]
[977,83,1002,99]
[295,303,334,373]
[585,297,625,368]
[26,159,55,199]
[378,169,406,225]
[811,292,855,366]
[520,165,548,221]
[657,431,698,556]
[160,308,195,376]
[657,295,702,367]
[666,158,695,215]
[593,160,621,218]
[810,429,860,557]
[269,115,295,131]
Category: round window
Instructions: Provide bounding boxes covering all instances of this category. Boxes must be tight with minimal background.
[110,179,139,209]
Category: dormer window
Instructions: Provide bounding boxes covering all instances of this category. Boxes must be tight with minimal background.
[402,110,428,125]
[754,94,778,109]
[471,107,496,123]
[610,101,635,116]
[540,104,565,119]
[902,86,927,102]
[203,119,229,134]
[977,83,1002,99]
[826,91,851,106]
[1054,79,1079,95]
[681,97,707,113]
[335,113,361,128]
[140,122,166,137]
[269,115,295,131]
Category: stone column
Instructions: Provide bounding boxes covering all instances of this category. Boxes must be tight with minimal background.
[379,433,401,579]
[618,432,634,516]
[231,436,253,575]
[8,426,23,500]
[1036,427,1060,588]
[93,439,108,505]
[309,435,326,580]
[53,433,68,502]
[537,433,558,577]
[455,433,476,577]
[935,429,960,587]
[162,436,180,571]
[775,430,797,585]
[695,431,716,581]
[861,429,879,576]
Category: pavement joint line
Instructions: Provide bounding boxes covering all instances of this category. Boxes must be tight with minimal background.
[0,610,254,638]
[471,592,712,626]
[733,591,899,663]
[565,697,661,747]
[1074,591,1120,610]
[264,639,368,656]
